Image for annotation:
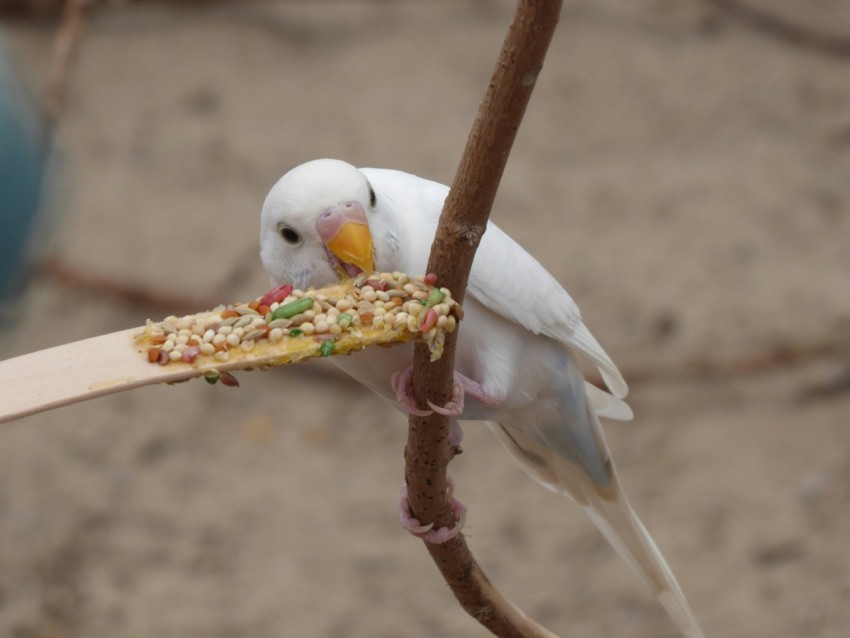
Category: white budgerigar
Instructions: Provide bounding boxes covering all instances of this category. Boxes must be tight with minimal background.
[259,159,704,638]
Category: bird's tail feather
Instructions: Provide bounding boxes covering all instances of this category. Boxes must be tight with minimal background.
[486,420,704,638]
[579,480,705,638]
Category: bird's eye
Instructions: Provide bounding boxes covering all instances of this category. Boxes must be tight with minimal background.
[278,224,301,244]
[368,183,377,208]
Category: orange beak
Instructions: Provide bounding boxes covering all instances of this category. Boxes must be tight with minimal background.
[324,220,375,275]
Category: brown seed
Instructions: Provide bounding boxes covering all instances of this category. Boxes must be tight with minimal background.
[360,312,374,325]
[247,301,260,311]
[147,347,161,363]
[221,309,238,319]
[219,371,240,387]
[258,304,271,316]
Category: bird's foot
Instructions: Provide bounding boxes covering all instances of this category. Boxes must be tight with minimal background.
[390,367,500,419]
[399,477,467,545]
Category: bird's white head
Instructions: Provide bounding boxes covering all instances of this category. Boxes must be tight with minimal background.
[260,159,381,290]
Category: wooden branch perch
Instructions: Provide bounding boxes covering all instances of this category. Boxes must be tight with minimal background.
[404,1,563,636]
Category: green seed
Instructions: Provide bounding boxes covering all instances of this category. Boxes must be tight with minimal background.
[269,297,314,321]
[320,340,335,357]
[426,289,445,308]
[204,370,220,385]
[337,312,353,328]
[290,328,303,336]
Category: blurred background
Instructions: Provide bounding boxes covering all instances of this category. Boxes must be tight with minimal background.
[1,1,849,636]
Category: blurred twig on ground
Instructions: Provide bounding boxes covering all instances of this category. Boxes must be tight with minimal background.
[404,1,563,636]
[701,0,850,58]
[43,0,96,132]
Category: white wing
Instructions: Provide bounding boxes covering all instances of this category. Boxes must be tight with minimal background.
[469,221,629,399]
[362,167,629,400]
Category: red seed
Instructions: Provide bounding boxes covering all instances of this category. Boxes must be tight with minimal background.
[424,273,438,286]
[219,371,239,387]
[259,283,293,307]
[419,308,438,333]
[147,347,161,363]
[258,304,271,317]
[365,279,388,292]
[157,350,169,365]
[182,346,200,363]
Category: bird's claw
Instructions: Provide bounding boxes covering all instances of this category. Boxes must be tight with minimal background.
[391,367,499,418]
[391,368,433,416]
[399,478,467,545]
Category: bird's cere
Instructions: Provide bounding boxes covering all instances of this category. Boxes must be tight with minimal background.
[137,272,460,384]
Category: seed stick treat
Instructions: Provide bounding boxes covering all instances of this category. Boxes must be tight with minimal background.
[0,272,460,424]
[139,272,460,381]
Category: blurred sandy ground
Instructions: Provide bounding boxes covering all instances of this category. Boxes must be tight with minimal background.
[1,1,849,636]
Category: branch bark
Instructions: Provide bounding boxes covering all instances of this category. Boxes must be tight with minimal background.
[403,1,563,636]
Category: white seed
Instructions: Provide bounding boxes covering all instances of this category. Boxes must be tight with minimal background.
[214,351,230,362]
[326,313,338,324]
[408,301,423,317]
[446,316,457,332]
[412,290,427,301]
[437,315,448,329]
[226,333,240,347]
[161,340,175,353]
[176,317,191,330]
[314,321,329,334]
[376,291,389,302]
[303,310,316,320]
[335,298,353,311]
[232,327,245,338]
[240,340,255,351]
[200,343,216,356]
[268,328,283,341]
[202,329,215,342]
[311,302,322,314]
[435,303,450,317]
[176,335,189,345]
[362,290,377,302]
[406,316,419,331]
[218,325,233,336]
[234,316,252,329]
[329,324,342,335]
[168,350,182,362]
[212,334,226,346]
[300,322,315,335]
